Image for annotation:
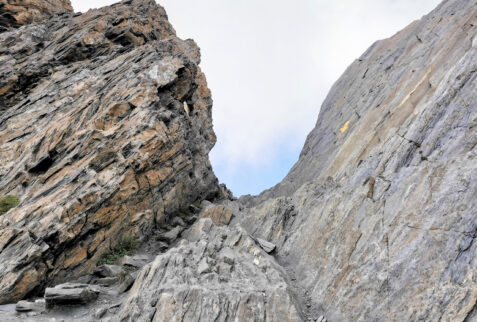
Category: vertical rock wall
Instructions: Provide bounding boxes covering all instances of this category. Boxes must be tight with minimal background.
[238,1,477,320]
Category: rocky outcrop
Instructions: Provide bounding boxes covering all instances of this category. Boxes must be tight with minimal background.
[237,0,477,320]
[0,0,72,31]
[0,0,476,321]
[0,0,219,304]
[119,217,302,322]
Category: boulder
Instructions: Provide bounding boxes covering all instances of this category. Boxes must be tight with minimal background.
[256,238,276,254]
[44,283,99,307]
[15,299,45,313]
[156,226,183,244]
[118,274,136,293]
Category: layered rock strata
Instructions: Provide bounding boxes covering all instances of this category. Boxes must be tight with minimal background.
[119,218,301,321]
[0,0,219,304]
[0,0,72,31]
[238,0,477,320]
[0,0,476,321]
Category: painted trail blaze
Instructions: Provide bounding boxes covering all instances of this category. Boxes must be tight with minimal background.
[340,120,350,133]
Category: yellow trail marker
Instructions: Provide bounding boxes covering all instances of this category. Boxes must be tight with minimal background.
[340,120,350,133]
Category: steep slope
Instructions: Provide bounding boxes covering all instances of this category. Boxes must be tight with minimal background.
[113,1,477,321]
[0,0,220,304]
[237,0,477,320]
[0,0,476,321]
[258,0,477,201]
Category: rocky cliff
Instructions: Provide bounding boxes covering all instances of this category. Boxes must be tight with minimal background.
[239,0,477,320]
[0,0,220,305]
[0,0,476,321]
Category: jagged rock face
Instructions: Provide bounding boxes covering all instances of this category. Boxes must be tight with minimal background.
[0,0,72,31]
[0,0,476,320]
[239,0,477,321]
[119,218,301,322]
[0,0,219,304]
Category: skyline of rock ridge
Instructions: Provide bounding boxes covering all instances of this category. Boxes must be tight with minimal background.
[0,0,476,321]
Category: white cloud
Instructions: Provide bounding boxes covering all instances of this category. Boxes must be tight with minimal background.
[70,0,442,195]
[70,0,117,12]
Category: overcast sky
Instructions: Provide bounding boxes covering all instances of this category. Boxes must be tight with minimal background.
[71,0,442,196]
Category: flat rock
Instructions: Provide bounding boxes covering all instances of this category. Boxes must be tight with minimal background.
[44,283,99,307]
[15,299,45,313]
[156,226,183,244]
[95,277,118,287]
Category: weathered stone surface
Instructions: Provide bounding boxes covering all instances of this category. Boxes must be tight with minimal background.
[0,0,475,321]
[200,204,234,226]
[237,1,477,321]
[120,255,150,269]
[15,299,45,313]
[44,283,99,307]
[0,0,72,31]
[95,277,118,287]
[118,273,135,293]
[0,0,219,304]
[118,218,302,321]
[256,237,276,254]
[156,225,183,243]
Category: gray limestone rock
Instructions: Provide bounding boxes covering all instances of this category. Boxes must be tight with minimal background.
[0,0,475,321]
[256,237,276,253]
[118,274,136,293]
[15,299,45,313]
[0,0,220,304]
[44,283,99,307]
[120,255,150,269]
[236,1,477,320]
[118,218,301,321]
[156,226,183,244]
[94,307,108,319]
[92,265,124,278]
